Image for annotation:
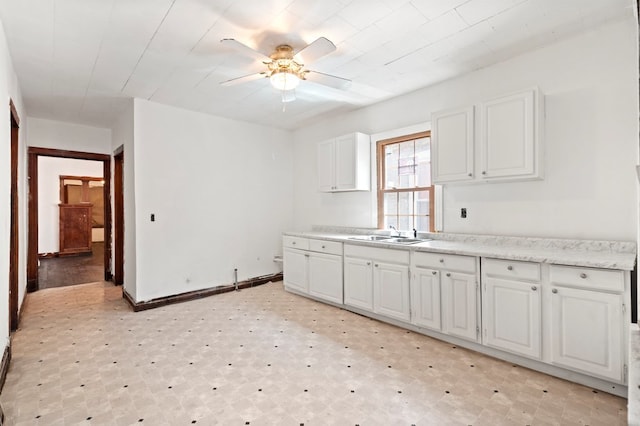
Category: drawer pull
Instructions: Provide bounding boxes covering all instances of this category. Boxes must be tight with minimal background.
[531,286,537,291]
[468,173,472,177]
[366,262,371,266]
[552,288,558,294]
[439,259,444,263]
[580,273,587,279]
[321,245,326,249]
[374,264,379,268]
[507,265,513,271]
[446,273,451,277]
[432,271,437,275]
[292,241,296,245]
[304,254,309,258]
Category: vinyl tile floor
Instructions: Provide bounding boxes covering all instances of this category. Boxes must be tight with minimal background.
[1,281,627,425]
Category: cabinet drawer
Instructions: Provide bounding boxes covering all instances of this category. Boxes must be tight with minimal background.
[413,251,476,273]
[483,258,541,282]
[549,265,624,293]
[283,236,310,250]
[344,244,409,264]
[309,239,343,255]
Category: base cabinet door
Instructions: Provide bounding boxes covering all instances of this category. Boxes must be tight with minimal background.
[309,252,343,304]
[373,261,410,322]
[411,267,441,330]
[483,278,541,359]
[344,257,373,311]
[283,248,308,293]
[550,286,623,382]
[442,271,478,342]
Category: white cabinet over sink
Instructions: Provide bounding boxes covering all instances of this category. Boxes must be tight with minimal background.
[317,132,370,192]
[431,87,543,184]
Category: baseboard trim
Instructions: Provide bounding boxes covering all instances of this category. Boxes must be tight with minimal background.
[38,252,59,259]
[0,342,11,393]
[122,273,283,312]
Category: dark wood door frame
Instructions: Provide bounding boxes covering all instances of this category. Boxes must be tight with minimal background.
[9,99,19,331]
[27,147,112,292]
[113,146,124,285]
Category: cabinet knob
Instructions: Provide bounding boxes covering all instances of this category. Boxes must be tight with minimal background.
[580,273,587,279]
[552,288,558,294]
[292,241,296,245]
[468,173,472,177]
[446,273,451,277]
[304,254,309,258]
[531,286,537,291]
[439,259,444,263]
[374,264,379,267]
[321,245,326,249]
[507,265,513,271]
[432,271,437,275]
[482,171,487,175]
[366,262,371,266]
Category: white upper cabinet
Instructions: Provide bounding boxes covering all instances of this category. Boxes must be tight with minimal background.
[480,89,541,180]
[318,132,370,192]
[431,87,543,184]
[431,106,475,183]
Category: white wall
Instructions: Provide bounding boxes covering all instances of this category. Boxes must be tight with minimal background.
[111,100,136,299]
[26,117,111,154]
[131,99,293,301]
[0,17,26,352]
[292,17,639,241]
[37,157,103,254]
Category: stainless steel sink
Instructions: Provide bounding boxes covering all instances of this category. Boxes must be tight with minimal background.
[385,238,424,244]
[348,235,391,241]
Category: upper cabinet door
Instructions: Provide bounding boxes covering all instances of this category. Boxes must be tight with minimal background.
[480,88,540,180]
[431,106,475,184]
[317,132,370,192]
[317,139,335,192]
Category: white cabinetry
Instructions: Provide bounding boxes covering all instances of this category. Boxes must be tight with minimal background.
[431,106,474,183]
[549,265,625,382]
[411,267,441,330]
[283,236,343,304]
[431,87,543,184]
[344,244,410,321]
[318,132,370,192]
[482,258,542,359]
[412,252,479,342]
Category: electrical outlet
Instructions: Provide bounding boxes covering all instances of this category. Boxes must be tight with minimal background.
[150,213,155,222]
[461,208,467,218]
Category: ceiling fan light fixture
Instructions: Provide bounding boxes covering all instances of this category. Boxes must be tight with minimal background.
[270,69,300,91]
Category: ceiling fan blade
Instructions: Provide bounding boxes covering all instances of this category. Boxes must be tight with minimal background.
[220,38,271,63]
[304,70,351,90]
[220,72,268,86]
[294,37,336,65]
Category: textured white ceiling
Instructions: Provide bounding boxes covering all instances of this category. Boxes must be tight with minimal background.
[0,0,633,130]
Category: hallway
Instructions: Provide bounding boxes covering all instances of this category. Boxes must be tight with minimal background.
[1,281,627,425]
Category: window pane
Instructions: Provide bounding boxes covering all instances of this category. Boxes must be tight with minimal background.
[384,144,399,189]
[397,141,416,188]
[416,215,430,231]
[384,193,397,215]
[415,137,431,187]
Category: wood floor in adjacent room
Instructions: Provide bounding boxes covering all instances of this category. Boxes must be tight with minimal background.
[1,281,627,425]
[37,242,104,289]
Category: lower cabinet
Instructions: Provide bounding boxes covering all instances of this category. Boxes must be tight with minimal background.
[344,244,410,322]
[482,258,542,360]
[283,236,343,304]
[412,252,480,343]
[549,265,625,382]
[411,267,441,330]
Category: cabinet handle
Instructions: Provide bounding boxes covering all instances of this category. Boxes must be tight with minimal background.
[507,265,513,271]
[304,254,309,258]
[439,259,444,263]
[374,264,379,267]
[552,288,558,294]
[366,262,371,266]
[482,171,487,175]
[432,271,437,275]
[580,273,587,279]
[321,245,326,249]
[446,273,451,277]
[531,286,537,291]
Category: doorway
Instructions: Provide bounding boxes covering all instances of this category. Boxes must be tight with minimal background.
[113,147,124,285]
[9,100,19,331]
[27,148,111,292]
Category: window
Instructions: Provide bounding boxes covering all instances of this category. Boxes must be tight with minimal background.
[377,131,434,232]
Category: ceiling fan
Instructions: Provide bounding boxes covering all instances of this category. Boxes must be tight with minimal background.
[220,37,351,103]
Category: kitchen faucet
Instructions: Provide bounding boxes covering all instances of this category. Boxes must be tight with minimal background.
[389,225,401,236]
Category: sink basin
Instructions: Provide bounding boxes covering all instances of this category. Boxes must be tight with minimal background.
[385,238,424,244]
[348,235,391,241]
